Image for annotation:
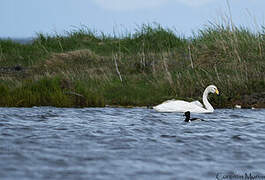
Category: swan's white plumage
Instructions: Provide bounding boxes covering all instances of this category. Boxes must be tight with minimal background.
[154,100,210,113]
[190,100,203,108]
[153,85,219,113]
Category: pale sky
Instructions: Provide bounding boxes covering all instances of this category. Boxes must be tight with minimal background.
[0,0,264,38]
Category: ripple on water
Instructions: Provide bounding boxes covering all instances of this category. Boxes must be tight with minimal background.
[229,114,250,119]
[160,135,177,138]
[231,135,245,141]
[0,107,265,180]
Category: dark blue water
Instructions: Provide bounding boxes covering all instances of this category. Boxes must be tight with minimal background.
[0,107,265,180]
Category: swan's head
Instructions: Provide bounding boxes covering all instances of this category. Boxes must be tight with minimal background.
[207,85,219,95]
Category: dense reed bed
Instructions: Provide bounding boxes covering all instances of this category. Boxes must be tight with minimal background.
[0,23,264,108]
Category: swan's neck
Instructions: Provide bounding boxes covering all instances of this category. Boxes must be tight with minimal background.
[203,89,214,112]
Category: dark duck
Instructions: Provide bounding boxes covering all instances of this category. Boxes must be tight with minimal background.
[183,111,204,122]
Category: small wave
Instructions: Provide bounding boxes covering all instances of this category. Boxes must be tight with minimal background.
[231,135,244,141]
[229,114,250,119]
[160,135,177,138]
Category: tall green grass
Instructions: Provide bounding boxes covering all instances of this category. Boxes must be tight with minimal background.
[0,23,264,107]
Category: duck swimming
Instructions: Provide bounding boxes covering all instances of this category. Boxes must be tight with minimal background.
[183,111,204,122]
[153,85,219,113]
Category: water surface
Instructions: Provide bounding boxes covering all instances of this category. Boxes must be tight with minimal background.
[0,107,265,180]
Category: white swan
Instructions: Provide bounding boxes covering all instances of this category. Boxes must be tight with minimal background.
[153,85,219,113]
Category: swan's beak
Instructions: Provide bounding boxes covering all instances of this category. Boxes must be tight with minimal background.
[215,89,219,95]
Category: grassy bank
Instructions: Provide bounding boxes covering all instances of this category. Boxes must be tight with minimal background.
[0,23,264,108]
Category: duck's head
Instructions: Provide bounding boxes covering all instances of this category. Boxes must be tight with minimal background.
[207,85,219,96]
[183,111,191,118]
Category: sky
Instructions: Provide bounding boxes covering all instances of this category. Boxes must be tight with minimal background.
[0,0,264,38]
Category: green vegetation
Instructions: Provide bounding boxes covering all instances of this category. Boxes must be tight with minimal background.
[0,23,264,108]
